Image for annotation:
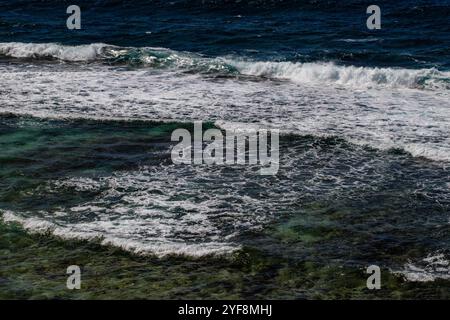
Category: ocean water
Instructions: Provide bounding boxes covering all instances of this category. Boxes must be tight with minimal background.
[0,0,450,299]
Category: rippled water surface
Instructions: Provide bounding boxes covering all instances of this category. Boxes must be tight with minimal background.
[0,0,449,298]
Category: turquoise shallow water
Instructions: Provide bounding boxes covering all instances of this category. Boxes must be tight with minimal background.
[0,115,449,299]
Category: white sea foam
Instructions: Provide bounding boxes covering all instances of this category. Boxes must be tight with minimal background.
[1,60,449,163]
[394,253,450,282]
[0,163,290,257]
[229,60,450,90]
[1,209,236,257]
[0,42,110,61]
[1,42,449,90]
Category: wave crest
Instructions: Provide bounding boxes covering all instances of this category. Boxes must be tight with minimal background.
[1,42,449,90]
[232,60,450,90]
[0,42,108,62]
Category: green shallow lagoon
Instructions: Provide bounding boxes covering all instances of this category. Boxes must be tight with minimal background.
[1,115,450,299]
[3,221,450,300]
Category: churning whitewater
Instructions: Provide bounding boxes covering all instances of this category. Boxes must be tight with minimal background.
[1,40,450,262]
[1,42,449,163]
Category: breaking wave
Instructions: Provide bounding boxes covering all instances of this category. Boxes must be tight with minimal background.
[230,60,450,90]
[1,210,237,257]
[1,42,449,90]
[394,253,450,282]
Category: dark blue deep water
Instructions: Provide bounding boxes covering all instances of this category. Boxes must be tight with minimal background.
[0,0,449,69]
